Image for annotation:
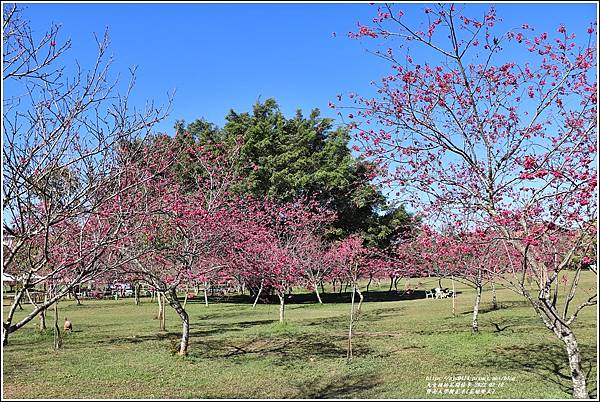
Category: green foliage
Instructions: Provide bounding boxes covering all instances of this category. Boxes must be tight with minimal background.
[362,206,417,249]
[176,98,414,242]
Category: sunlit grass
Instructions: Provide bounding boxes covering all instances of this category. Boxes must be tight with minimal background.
[2,273,597,399]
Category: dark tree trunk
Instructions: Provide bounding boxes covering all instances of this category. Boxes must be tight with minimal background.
[39,293,48,330]
[134,283,140,305]
[39,308,47,330]
[53,301,62,350]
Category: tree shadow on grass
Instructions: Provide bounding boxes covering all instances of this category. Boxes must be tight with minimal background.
[190,332,367,361]
[467,299,531,315]
[193,318,277,332]
[92,318,279,347]
[301,306,405,331]
[215,290,462,306]
[293,371,382,398]
[478,343,597,398]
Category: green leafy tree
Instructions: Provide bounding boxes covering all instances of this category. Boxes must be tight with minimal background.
[175,99,414,241]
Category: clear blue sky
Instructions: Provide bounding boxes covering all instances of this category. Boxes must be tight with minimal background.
[14,2,598,135]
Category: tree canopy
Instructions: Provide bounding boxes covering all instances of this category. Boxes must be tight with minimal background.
[173,98,414,243]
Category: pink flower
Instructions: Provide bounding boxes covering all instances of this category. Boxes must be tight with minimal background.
[522,156,536,170]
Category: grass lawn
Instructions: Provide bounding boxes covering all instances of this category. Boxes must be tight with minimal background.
[2,273,597,399]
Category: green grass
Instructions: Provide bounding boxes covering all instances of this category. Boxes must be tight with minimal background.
[2,273,597,399]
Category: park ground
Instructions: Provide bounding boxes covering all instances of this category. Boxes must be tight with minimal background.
[2,273,597,399]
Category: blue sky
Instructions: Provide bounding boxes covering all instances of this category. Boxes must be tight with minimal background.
[10,2,598,135]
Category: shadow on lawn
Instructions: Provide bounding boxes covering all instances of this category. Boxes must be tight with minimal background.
[188,332,371,364]
[190,290,463,306]
[479,343,597,398]
[94,318,279,346]
[293,371,382,398]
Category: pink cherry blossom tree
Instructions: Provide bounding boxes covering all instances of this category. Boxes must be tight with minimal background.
[327,235,370,360]
[2,6,172,346]
[229,197,334,321]
[338,4,596,397]
[117,140,241,355]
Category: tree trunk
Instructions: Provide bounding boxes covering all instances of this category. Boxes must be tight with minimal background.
[534,300,590,399]
[164,288,190,356]
[203,281,209,307]
[347,284,356,360]
[53,301,62,350]
[559,330,589,398]
[388,276,394,292]
[451,275,456,317]
[134,283,140,305]
[40,293,48,330]
[252,281,263,308]
[366,275,373,293]
[3,283,73,346]
[491,280,498,310]
[14,290,23,310]
[155,292,161,318]
[39,308,47,330]
[356,287,364,315]
[157,293,166,331]
[314,283,323,304]
[320,281,325,295]
[472,272,482,333]
[278,291,285,322]
[25,289,47,330]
